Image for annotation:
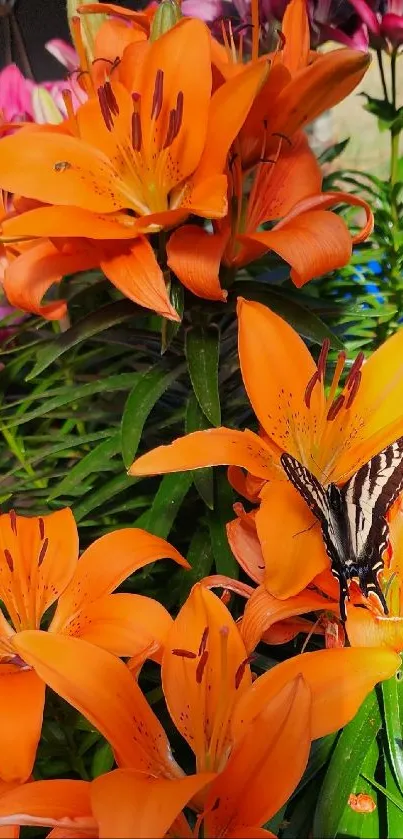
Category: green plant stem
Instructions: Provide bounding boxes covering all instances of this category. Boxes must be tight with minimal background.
[390,49,400,191]
[0,423,46,489]
[377,49,389,103]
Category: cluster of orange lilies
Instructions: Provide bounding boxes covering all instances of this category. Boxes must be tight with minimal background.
[0,0,372,321]
[0,0,402,834]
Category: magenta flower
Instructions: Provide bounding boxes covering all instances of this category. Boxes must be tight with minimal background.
[348,0,403,48]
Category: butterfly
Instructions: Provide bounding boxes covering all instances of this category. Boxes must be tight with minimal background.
[280,436,403,621]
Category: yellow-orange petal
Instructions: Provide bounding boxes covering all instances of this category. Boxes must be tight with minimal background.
[59,592,173,659]
[226,512,265,585]
[100,237,179,321]
[0,668,45,783]
[91,770,214,839]
[0,780,93,832]
[0,509,78,629]
[232,647,400,742]
[240,210,352,287]
[240,584,338,653]
[13,631,180,777]
[3,241,96,320]
[236,298,320,455]
[346,606,403,651]
[0,131,122,212]
[167,225,227,301]
[128,428,276,479]
[1,206,142,240]
[256,480,329,598]
[205,676,311,836]
[162,584,251,771]
[271,49,370,136]
[50,528,187,634]
[182,174,228,220]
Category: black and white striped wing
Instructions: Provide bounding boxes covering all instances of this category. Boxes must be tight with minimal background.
[343,435,403,562]
[280,453,330,525]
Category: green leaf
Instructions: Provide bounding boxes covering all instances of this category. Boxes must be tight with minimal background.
[27,301,140,379]
[385,747,403,836]
[233,283,344,349]
[337,737,380,838]
[185,394,214,509]
[91,742,114,778]
[208,471,238,578]
[177,528,214,603]
[73,472,137,522]
[185,325,221,426]
[318,137,349,165]
[49,432,122,500]
[381,669,403,795]
[161,279,184,353]
[137,471,193,539]
[120,362,186,469]
[313,690,382,839]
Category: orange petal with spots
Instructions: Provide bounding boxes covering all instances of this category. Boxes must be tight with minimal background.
[60,592,173,660]
[50,528,187,634]
[91,770,214,839]
[204,676,311,836]
[13,631,180,777]
[0,667,44,783]
[0,779,93,832]
[0,509,78,631]
[232,648,400,742]
[128,428,276,479]
[237,298,321,456]
[240,584,338,653]
[167,225,227,301]
[256,480,329,599]
[162,584,251,772]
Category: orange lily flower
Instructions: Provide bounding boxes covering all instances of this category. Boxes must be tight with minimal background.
[167,131,373,293]
[0,771,214,838]
[0,507,188,783]
[8,584,399,837]
[130,298,403,604]
[0,18,268,319]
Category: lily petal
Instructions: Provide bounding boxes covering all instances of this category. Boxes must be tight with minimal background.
[91,770,214,839]
[100,237,179,321]
[50,527,187,634]
[59,592,173,660]
[237,298,320,457]
[128,428,276,480]
[3,240,97,320]
[232,648,400,741]
[205,676,311,836]
[162,584,251,771]
[167,225,228,301]
[256,481,329,598]
[240,210,352,287]
[240,585,338,653]
[271,49,370,136]
[281,0,310,74]
[0,780,93,832]
[2,206,144,240]
[0,668,45,783]
[346,606,403,652]
[13,631,180,777]
[226,512,265,585]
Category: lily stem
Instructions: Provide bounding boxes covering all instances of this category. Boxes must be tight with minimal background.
[376,49,389,103]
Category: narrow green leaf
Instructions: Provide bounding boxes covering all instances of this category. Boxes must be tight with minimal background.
[185,394,214,509]
[185,325,221,426]
[381,670,403,795]
[121,363,185,469]
[73,473,137,522]
[27,301,140,379]
[161,279,184,353]
[177,528,214,603]
[313,691,382,839]
[337,737,380,838]
[385,747,403,836]
[137,471,193,539]
[208,471,238,578]
[49,432,122,500]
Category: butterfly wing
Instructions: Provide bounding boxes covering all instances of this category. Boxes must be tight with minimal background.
[343,435,403,606]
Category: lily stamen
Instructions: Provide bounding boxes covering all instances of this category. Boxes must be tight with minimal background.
[171,648,197,659]
[198,626,209,656]
[9,511,17,536]
[196,649,209,684]
[327,394,345,422]
[151,69,164,121]
[317,338,330,382]
[345,371,362,409]
[37,538,48,568]
[4,549,13,572]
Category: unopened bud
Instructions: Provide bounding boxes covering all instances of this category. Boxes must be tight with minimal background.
[150,0,182,41]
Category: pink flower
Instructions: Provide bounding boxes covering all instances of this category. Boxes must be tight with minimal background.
[339,1,403,49]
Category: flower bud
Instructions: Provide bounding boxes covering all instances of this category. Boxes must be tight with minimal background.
[150,0,182,41]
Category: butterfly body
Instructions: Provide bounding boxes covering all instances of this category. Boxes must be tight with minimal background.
[280,437,403,621]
